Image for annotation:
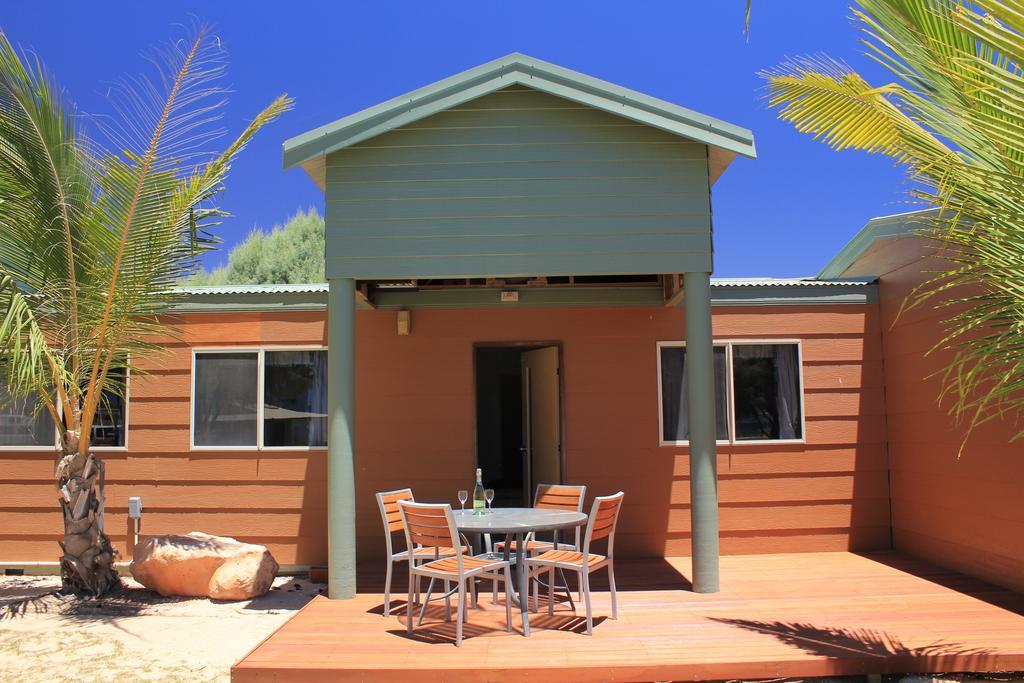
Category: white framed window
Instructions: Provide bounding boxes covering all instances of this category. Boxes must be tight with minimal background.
[657,340,805,446]
[191,348,327,450]
[0,367,130,451]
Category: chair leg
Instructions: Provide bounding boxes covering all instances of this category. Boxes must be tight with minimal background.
[547,568,555,617]
[444,580,452,623]
[608,561,618,620]
[503,565,513,633]
[581,570,593,635]
[532,572,539,612]
[492,578,498,605]
[418,577,435,627]
[470,575,478,609]
[455,581,466,647]
[558,568,576,612]
[383,558,394,617]
[406,570,415,635]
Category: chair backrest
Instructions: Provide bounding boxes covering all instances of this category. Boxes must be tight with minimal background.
[582,491,625,559]
[375,488,414,555]
[397,500,461,551]
[534,484,586,512]
[397,500,468,576]
[535,484,587,547]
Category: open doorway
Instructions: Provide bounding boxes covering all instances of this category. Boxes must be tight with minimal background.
[474,344,562,507]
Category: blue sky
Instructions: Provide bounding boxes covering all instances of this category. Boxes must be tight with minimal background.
[3,1,912,277]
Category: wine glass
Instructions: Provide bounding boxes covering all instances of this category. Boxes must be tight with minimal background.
[485,488,495,514]
[457,490,468,513]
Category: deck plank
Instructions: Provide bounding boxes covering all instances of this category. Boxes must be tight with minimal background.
[232,552,1024,682]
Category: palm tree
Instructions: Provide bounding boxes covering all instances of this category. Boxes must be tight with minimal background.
[0,27,291,595]
[761,0,1024,445]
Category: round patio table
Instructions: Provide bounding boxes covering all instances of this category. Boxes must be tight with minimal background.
[453,507,587,637]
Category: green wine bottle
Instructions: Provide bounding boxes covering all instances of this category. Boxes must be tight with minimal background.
[473,468,486,516]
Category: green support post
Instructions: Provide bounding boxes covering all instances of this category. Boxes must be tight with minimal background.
[327,277,357,598]
[684,271,720,593]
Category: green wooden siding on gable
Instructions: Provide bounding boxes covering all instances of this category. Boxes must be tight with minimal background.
[324,86,713,280]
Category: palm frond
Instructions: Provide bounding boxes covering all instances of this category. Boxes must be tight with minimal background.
[0,25,290,454]
[76,29,291,452]
[764,0,1024,447]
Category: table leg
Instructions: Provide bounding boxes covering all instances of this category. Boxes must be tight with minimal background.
[501,532,517,608]
[517,531,530,636]
[546,529,560,610]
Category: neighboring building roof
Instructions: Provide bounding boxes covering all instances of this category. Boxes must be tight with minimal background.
[817,208,938,279]
[170,277,876,313]
[283,52,756,186]
[711,277,877,287]
[172,283,330,296]
[176,278,874,296]
[170,283,330,313]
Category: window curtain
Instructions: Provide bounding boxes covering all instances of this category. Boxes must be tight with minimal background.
[307,350,327,446]
[774,345,801,439]
[263,350,327,447]
[661,347,688,441]
[660,346,728,442]
[194,353,258,446]
[0,387,53,447]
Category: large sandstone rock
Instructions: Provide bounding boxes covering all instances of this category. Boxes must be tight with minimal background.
[130,531,279,601]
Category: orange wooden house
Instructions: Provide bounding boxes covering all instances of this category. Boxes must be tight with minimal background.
[1,55,1021,604]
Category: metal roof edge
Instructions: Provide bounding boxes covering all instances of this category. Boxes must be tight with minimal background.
[171,283,330,295]
[711,276,877,287]
[174,278,875,296]
[170,277,876,313]
[817,208,939,280]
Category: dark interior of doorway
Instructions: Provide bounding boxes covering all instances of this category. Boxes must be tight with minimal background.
[475,346,529,507]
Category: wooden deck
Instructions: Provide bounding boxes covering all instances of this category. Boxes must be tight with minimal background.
[232,552,1024,682]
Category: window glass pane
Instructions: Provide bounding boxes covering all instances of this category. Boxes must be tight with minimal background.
[90,368,127,448]
[194,353,258,446]
[732,343,802,441]
[0,385,53,447]
[660,346,728,442]
[264,351,327,447]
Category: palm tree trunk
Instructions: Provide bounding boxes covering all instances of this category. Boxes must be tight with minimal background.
[55,450,120,595]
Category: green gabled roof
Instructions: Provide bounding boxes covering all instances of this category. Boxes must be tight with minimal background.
[283,52,756,182]
[817,208,938,279]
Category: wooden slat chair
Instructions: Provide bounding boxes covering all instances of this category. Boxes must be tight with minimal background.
[491,484,586,607]
[525,491,625,635]
[493,484,587,553]
[398,500,514,646]
[375,488,468,617]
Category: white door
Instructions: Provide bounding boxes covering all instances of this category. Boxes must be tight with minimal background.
[521,346,561,502]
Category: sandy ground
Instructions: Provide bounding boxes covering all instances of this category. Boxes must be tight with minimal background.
[0,575,324,683]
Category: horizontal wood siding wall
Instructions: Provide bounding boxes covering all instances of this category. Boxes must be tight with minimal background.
[0,304,887,567]
[844,237,1024,592]
[324,86,713,279]
[0,312,330,566]
[353,304,888,562]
